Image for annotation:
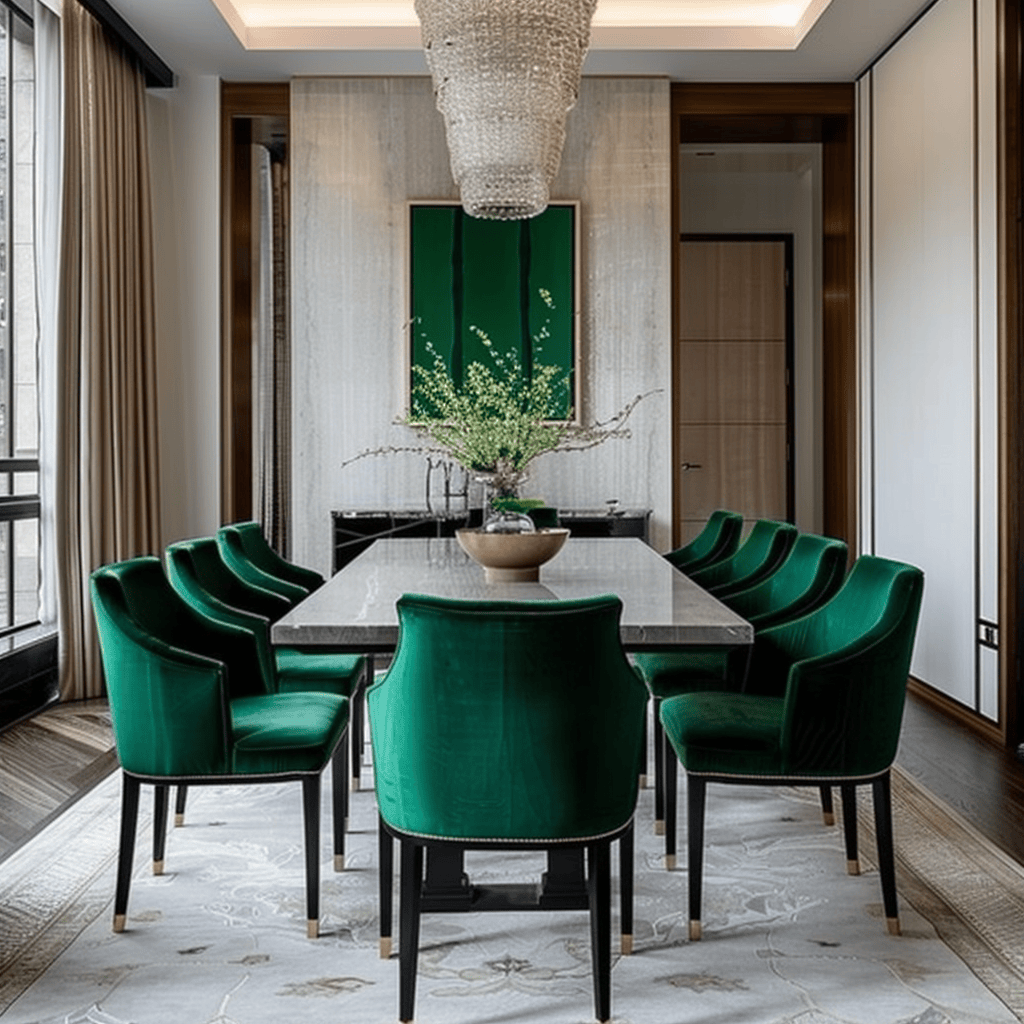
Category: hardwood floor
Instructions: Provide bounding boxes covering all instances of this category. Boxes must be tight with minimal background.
[2,691,1024,871]
[0,698,116,864]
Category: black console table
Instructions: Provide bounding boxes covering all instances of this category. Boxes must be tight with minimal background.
[331,508,651,573]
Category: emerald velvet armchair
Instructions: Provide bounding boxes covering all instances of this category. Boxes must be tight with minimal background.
[636,532,849,841]
[664,509,743,575]
[369,593,647,1024]
[688,518,797,599]
[90,557,350,938]
[217,523,310,606]
[659,555,924,940]
[166,537,368,806]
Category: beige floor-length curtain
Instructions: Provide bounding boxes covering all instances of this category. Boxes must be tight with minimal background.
[56,1,161,700]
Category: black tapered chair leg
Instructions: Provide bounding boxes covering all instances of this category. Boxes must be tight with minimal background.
[872,772,900,935]
[152,785,169,875]
[587,840,612,1024]
[639,701,648,786]
[174,784,187,826]
[663,732,678,870]
[301,775,321,938]
[352,658,370,790]
[619,821,634,955]
[687,775,707,941]
[840,783,859,874]
[819,784,834,825]
[113,774,141,932]
[379,814,394,958]
[331,739,347,871]
[398,840,424,1023]
[653,698,665,833]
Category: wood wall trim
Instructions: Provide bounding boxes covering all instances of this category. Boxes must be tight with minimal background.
[998,0,1022,746]
[670,83,857,551]
[220,82,290,525]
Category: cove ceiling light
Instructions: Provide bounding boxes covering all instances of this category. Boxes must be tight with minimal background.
[209,0,833,51]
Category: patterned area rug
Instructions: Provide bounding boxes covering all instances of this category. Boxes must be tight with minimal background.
[0,754,1022,1024]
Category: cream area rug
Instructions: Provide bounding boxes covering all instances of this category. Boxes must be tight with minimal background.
[0,752,1022,1024]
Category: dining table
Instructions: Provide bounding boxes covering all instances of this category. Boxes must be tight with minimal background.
[270,534,753,950]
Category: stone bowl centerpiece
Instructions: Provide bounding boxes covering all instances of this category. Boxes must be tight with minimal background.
[456,527,570,582]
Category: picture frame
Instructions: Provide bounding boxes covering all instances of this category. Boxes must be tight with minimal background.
[407,201,581,422]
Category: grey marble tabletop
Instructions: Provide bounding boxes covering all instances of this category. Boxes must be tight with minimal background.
[271,536,752,653]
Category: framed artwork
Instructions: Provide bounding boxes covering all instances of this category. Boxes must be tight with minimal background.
[408,201,580,421]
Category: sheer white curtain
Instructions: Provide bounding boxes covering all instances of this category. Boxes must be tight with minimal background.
[34,0,62,628]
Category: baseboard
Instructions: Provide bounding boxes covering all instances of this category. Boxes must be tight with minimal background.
[907,675,1004,746]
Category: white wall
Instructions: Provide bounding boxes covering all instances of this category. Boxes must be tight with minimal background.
[290,77,673,576]
[679,145,823,534]
[147,73,222,549]
[859,0,1000,719]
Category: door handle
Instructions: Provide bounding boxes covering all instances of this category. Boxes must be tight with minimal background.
[680,462,703,472]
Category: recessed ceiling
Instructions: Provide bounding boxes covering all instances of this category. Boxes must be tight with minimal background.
[209,0,835,51]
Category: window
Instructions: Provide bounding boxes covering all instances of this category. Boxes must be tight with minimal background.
[0,0,38,638]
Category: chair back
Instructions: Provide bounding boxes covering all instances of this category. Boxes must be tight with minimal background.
[725,533,848,630]
[217,527,309,605]
[690,519,797,595]
[752,556,924,776]
[369,594,647,842]
[166,538,277,686]
[665,509,743,573]
[221,521,325,592]
[90,558,260,777]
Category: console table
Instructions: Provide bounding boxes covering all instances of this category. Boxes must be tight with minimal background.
[331,507,651,572]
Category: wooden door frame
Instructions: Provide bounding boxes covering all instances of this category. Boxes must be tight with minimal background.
[220,81,290,525]
[677,232,796,528]
[670,84,856,551]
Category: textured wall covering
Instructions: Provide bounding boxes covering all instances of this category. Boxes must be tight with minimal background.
[291,77,671,575]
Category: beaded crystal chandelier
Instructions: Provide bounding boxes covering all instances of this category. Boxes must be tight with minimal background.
[415,0,598,220]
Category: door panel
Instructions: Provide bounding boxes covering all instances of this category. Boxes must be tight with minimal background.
[676,238,792,545]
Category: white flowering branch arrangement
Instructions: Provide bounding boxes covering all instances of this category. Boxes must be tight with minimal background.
[342,293,657,497]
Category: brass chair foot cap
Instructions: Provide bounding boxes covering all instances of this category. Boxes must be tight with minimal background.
[334,854,345,872]
[621,934,633,956]
[665,854,676,871]
[344,817,349,833]
[887,917,901,936]
[380,936,392,959]
[654,820,665,836]
[174,813,184,827]
[689,921,702,941]
[113,914,126,933]
[638,774,647,788]
[152,860,164,876]
[307,920,319,939]
[847,859,860,876]
[351,777,360,792]
[822,812,835,826]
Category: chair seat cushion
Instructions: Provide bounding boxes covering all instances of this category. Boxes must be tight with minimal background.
[660,692,785,776]
[275,648,365,696]
[632,651,732,698]
[231,692,348,774]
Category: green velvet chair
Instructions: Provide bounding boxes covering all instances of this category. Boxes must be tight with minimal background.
[659,555,924,941]
[90,557,350,938]
[369,593,647,1024]
[166,537,369,808]
[219,520,325,595]
[664,509,743,575]
[637,532,849,841]
[688,518,798,599]
[217,524,310,606]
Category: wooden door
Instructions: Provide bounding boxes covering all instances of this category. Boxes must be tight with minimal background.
[675,237,793,544]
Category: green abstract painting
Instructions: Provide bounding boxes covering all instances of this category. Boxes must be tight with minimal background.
[409,203,578,420]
